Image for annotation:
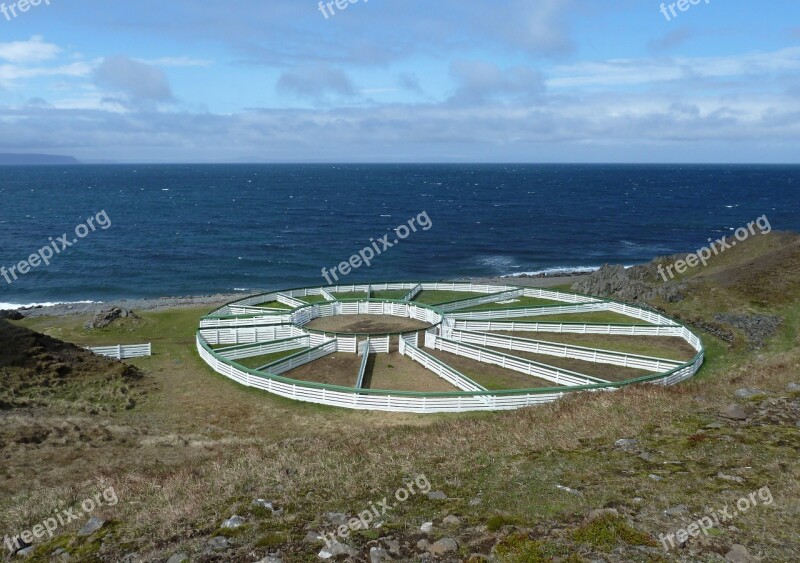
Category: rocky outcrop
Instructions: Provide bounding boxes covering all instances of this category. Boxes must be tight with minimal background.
[84,308,140,330]
[571,263,687,303]
[0,310,24,320]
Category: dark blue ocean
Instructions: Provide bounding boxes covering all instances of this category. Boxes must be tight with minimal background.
[1,164,799,308]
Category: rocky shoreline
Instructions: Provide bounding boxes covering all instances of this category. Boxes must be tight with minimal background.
[2,274,589,320]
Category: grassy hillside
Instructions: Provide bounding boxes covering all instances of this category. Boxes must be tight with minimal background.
[1,233,799,562]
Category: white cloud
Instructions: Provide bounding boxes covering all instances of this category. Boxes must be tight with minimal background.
[0,36,61,64]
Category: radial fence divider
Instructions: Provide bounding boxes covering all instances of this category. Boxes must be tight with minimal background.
[259,340,338,375]
[217,336,310,361]
[400,340,489,395]
[320,288,335,301]
[402,284,423,302]
[435,288,525,313]
[449,329,684,372]
[451,319,688,338]
[446,302,613,321]
[356,340,370,389]
[276,293,308,308]
[429,335,609,387]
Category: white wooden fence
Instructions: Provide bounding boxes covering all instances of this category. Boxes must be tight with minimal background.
[88,343,151,360]
[195,281,705,413]
[451,319,689,338]
[449,329,683,373]
[399,338,487,393]
[426,334,608,387]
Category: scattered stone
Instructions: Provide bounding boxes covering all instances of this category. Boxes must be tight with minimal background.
[166,554,189,563]
[322,512,349,526]
[303,531,323,544]
[443,514,461,527]
[735,388,767,399]
[664,504,689,517]
[252,498,276,511]
[428,538,459,556]
[420,521,434,534]
[318,541,358,559]
[207,536,230,551]
[555,484,582,495]
[370,546,391,562]
[705,422,724,429]
[725,544,757,562]
[427,491,448,500]
[615,438,638,449]
[469,497,482,506]
[717,472,745,484]
[649,474,664,481]
[221,515,246,529]
[256,557,282,563]
[384,538,401,555]
[760,397,781,409]
[787,383,800,392]
[417,539,431,551]
[714,313,782,349]
[721,404,748,421]
[586,508,619,523]
[16,546,34,557]
[77,517,106,536]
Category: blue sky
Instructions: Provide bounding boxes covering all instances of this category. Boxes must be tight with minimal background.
[0,0,799,162]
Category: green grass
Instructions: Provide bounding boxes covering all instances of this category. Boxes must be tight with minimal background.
[501,311,648,324]
[456,296,565,311]
[330,291,368,300]
[253,301,292,310]
[297,294,330,304]
[413,290,482,305]
[371,290,410,300]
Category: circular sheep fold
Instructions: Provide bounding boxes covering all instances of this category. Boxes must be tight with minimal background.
[196,281,704,413]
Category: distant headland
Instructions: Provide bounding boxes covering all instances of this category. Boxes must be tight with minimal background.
[0,153,80,165]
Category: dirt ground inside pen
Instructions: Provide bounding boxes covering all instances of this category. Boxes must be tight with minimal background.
[491,331,698,361]
[423,348,560,390]
[482,346,650,382]
[282,353,360,387]
[363,352,459,392]
[305,314,431,334]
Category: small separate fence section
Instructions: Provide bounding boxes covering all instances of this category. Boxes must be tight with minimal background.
[195,281,706,413]
[88,343,151,360]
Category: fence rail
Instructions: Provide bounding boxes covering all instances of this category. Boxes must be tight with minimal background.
[449,329,683,372]
[87,343,151,359]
